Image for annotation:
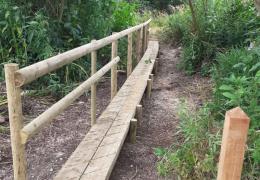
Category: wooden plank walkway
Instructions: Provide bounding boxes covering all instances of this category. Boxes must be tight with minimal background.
[54,40,159,180]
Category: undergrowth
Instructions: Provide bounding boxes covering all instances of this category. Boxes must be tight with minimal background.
[0,0,138,97]
[156,0,260,179]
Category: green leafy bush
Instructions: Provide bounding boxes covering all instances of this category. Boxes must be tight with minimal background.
[0,0,139,96]
[164,0,260,75]
[156,48,260,179]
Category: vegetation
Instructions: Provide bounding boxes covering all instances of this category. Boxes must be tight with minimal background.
[156,0,260,179]
[0,0,139,96]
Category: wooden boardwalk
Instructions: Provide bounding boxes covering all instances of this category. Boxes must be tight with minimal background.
[54,40,159,180]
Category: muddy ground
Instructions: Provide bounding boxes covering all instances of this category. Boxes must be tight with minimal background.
[0,43,211,180]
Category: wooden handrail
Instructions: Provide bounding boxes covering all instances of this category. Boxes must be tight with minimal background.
[20,56,120,144]
[5,18,151,180]
[15,19,151,87]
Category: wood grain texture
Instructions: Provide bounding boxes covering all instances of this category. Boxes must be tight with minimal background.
[15,19,151,87]
[54,41,159,180]
[91,39,97,126]
[217,107,250,180]
[4,64,27,180]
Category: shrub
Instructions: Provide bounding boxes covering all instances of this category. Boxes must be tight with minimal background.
[0,0,139,96]
[164,0,260,75]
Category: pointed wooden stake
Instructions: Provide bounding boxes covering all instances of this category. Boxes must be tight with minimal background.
[217,107,250,180]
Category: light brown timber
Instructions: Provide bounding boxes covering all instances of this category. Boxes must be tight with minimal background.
[127,32,133,77]
[136,29,142,62]
[4,64,27,180]
[129,119,137,143]
[91,40,97,126]
[146,79,152,99]
[217,107,250,180]
[14,19,151,87]
[149,74,154,87]
[135,104,143,126]
[54,41,159,180]
[111,32,118,99]
[21,57,120,143]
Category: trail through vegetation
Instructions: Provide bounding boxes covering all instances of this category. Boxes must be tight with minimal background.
[111,43,211,180]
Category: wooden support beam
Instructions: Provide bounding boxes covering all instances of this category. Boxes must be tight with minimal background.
[127,32,133,77]
[136,29,142,62]
[21,57,120,143]
[4,64,27,180]
[217,107,250,180]
[146,79,152,99]
[146,24,150,50]
[153,60,158,75]
[91,40,97,126]
[130,119,137,143]
[149,74,154,87]
[135,105,143,126]
[141,27,144,56]
[111,32,118,100]
[142,26,146,55]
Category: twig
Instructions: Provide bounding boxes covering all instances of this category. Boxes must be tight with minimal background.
[129,165,138,180]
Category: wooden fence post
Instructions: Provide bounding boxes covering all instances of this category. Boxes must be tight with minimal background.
[143,26,147,55]
[91,40,97,126]
[135,104,143,126]
[5,64,27,180]
[146,24,150,50]
[136,29,142,62]
[149,74,154,87]
[127,32,133,77]
[111,32,118,99]
[146,79,152,99]
[217,107,250,180]
[130,119,137,143]
[153,59,158,75]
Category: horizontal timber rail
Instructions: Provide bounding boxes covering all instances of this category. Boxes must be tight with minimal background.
[5,19,151,180]
[20,57,120,144]
[15,19,151,87]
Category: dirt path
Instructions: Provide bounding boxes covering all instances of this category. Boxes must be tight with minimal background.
[110,43,211,180]
[0,43,210,180]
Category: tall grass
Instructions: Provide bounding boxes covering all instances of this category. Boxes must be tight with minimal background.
[156,0,260,179]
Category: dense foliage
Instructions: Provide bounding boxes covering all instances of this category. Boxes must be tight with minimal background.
[0,0,138,96]
[156,0,260,179]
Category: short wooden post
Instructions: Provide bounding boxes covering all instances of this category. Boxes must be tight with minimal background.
[217,107,250,180]
[153,60,158,75]
[127,32,133,77]
[136,29,142,62]
[135,105,143,126]
[91,40,97,126]
[146,79,152,99]
[5,64,27,180]
[111,32,118,99]
[130,118,137,143]
[149,74,154,87]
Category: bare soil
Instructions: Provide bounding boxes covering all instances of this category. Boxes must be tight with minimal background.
[0,43,211,180]
[110,43,211,180]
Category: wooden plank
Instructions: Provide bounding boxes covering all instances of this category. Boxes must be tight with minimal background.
[54,41,159,180]
[217,107,250,180]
